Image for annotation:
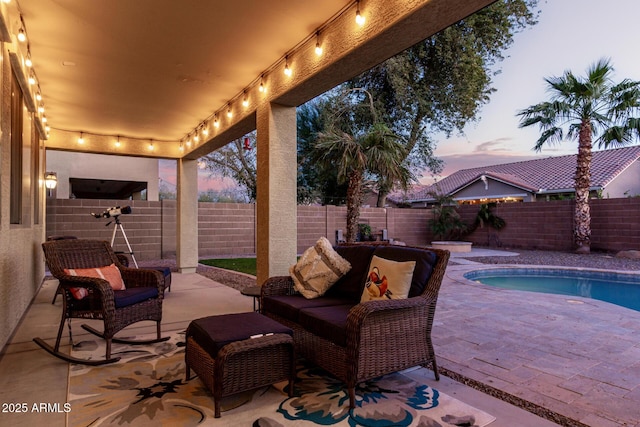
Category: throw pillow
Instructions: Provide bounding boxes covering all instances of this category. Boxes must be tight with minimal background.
[64,263,126,300]
[360,255,416,302]
[290,237,352,299]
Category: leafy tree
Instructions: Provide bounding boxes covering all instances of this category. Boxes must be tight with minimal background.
[314,90,412,242]
[201,134,257,202]
[517,58,640,253]
[349,0,539,206]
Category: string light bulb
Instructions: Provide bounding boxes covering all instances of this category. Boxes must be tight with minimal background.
[36,92,42,101]
[315,33,323,56]
[28,73,36,85]
[284,56,292,76]
[179,141,184,152]
[227,105,233,118]
[194,131,199,143]
[202,124,209,136]
[148,141,154,151]
[78,132,84,145]
[115,136,121,148]
[25,51,32,67]
[214,116,220,128]
[259,76,266,93]
[17,28,26,42]
[242,91,249,108]
[355,1,365,26]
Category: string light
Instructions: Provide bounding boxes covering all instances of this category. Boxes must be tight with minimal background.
[148,141,154,151]
[179,141,184,152]
[77,132,84,145]
[214,115,219,128]
[25,51,32,67]
[227,105,233,118]
[38,105,44,113]
[259,75,266,93]
[315,32,323,56]
[17,28,26,42]
[36,92,42,101]
[194,130,199,143]
[202,124,209,136]
[355,0,365,26]
[28,73,36,85]
[242,91,249,107]
[284,56,292,76]
[115,136,121,147]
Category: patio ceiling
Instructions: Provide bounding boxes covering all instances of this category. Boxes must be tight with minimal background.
[11,0,495,159]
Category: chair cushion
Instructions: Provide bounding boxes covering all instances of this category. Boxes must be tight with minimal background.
[298,304,353,347]
[290,237,351,299]
[64,263,126,300]
[372,246,438,297]
[113,287,159,308]
[324,245,376,302]
[262,294,353,323]
[186,312,293,358]
[360,255,415,302]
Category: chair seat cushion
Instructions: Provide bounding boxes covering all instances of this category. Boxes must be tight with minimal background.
[262,294,353,323]
[113,287,159,308]
[186,312,293,358]
[298,304,353,347]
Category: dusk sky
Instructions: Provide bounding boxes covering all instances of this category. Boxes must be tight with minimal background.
[161,0,640,193]
[430,0,640,182]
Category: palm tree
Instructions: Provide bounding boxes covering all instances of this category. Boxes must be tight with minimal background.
[518,59,640,253]
[315,91,412,242]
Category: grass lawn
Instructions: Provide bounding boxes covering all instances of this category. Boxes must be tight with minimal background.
[200,258,257,275]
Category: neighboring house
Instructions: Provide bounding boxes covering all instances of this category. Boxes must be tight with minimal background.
[46,151,160,201]
[389,146,640,207]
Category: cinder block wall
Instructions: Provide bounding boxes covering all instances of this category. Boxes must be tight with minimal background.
[46,198,640,260]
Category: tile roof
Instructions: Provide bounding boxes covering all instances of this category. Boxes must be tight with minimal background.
[392,145,640,202]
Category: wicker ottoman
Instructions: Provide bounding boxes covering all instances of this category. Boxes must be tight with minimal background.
[185,312,295,418]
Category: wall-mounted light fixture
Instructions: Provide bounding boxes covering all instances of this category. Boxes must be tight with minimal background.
[44,172,57,189]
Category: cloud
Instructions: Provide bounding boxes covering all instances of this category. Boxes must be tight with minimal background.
[473,137,514,152]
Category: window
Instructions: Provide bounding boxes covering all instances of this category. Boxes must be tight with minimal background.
[10,70,24,224]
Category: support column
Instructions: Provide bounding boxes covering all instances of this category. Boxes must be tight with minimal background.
[177,158,198,273]
[256,102,297,285]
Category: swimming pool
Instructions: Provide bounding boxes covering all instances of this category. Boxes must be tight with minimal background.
[464,268,640,312]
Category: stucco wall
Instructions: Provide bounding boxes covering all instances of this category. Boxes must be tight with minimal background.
[0,45,47,353]
[46,151,160,201]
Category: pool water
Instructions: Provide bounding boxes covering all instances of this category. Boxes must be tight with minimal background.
[464,268,640,312]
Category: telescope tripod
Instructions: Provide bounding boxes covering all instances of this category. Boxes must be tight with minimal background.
[108,215,138,268]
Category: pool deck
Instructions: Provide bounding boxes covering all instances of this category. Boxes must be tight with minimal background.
[438,259,640,426]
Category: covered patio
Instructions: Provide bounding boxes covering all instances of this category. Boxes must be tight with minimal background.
[0,0,495,355]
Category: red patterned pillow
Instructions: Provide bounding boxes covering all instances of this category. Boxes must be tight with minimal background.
[63,263,126,300]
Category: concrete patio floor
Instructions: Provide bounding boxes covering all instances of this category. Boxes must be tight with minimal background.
[1,255,638,426]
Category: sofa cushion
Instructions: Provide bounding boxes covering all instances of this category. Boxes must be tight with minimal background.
[324,245,376,301]
[372,246,438,297]
[262,294,353,323]
[360,255,415,302]
[290,237,351,299]
[298,304,353,347]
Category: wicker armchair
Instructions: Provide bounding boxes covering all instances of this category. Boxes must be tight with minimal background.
[261,245,450,408]
[34,239,167,365]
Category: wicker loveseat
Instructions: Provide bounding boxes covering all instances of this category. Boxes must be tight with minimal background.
[261,243,450,408]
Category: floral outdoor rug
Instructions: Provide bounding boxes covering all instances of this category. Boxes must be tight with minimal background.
[67,331,495,426]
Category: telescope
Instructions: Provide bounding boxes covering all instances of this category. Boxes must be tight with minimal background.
[91,205,132,219]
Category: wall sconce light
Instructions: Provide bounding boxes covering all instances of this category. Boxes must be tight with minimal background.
[44,172,57,189]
